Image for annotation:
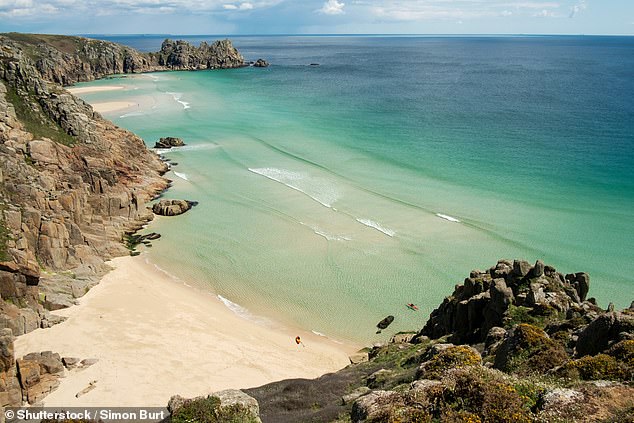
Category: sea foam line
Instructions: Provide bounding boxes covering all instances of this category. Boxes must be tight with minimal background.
[173,171,189,181]
[356,218,395,237]
[155,143,219,155]
[300,222,351,241]
[248,167,339,209]
[436,213,461,223]
[218,295,268,325]
[167,91,191,109]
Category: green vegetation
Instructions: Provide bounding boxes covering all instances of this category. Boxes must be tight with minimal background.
[563,354,629,381]
[418,346,481,379]
[504,304,563,329]
[500,324,569,375]
[171,396,259,423]
[365,367,535,423]
[0,208,11,262]
[5,85,76,146]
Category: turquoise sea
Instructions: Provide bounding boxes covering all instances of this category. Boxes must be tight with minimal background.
[75,36,634,345]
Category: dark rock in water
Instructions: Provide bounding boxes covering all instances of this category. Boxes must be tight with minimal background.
[152,199,195,216]
[154,137,185,149]
[376,315,394,333]
[253,58,269,67]
[310,63,320,66]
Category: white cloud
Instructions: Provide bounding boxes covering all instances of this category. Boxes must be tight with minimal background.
[367,0,561,22]
[569,0,587,18]
[320,0,345,15]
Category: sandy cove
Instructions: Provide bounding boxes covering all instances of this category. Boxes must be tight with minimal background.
[14,255,355,407]
[67,85,138,113]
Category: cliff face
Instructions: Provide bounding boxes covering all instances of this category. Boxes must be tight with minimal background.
[0,32,247,407]
[0,33,172,407]
[0,34,171,336]
[1,33,245,86]
[150,38,245,71]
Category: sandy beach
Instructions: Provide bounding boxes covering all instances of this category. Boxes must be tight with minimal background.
[90,101,139,114]
[67,85,126,95]
[15,256,355,407]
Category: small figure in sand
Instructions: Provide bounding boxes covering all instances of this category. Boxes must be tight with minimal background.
[295,336,305,347]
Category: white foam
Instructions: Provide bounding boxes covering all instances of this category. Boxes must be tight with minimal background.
[119,111,145,119]
[248,167,340,209]
[167,91,191,109]
[218,294,267,324]
[356,218,395,237]
[173,171,189,181]
[311,330,326,337]
[154,143,219,154]
[436,213,461,223]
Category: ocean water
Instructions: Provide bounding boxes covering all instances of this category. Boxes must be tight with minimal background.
[75,36,634,344]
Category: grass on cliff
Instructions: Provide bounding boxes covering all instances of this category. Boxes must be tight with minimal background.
[3,32,84,56]
[6,85,76,147]
[0,205,11,262]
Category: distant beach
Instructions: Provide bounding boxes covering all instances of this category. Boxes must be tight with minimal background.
[15,255,354,406]
[67,85,126,95]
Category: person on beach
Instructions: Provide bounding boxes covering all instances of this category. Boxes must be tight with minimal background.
[295,336,305,347]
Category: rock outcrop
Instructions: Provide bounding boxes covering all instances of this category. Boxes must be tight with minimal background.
[154,137,185,149]
[253,59,269,68]
[0,33,245,86]
[0,36,170,342]
[152,199,195,216]
[416,259,597,344]
[150,39,244,71]
[0,32,175,399]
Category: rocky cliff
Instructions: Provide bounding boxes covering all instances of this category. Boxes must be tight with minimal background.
[0,34,180,406]
[1,33,245,86]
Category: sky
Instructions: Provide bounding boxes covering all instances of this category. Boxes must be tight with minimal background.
[0,0,632,35]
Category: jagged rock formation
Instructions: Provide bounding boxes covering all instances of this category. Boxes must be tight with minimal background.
[0,33,245,86]
[151,39,245,71]
[416,259,598,344]
[154,137,185,149]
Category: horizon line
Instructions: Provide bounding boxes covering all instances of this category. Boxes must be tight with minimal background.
[3,31,632,38]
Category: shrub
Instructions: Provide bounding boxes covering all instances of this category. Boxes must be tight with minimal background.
[563,354,629,381]
[171,396,258,423]
[495,324,569,375]
[418,346,481,379]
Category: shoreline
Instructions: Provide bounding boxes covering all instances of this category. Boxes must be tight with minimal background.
[15,254,357,407]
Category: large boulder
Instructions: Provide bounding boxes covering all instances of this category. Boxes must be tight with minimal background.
[253,59,269,68]
[576,311,634,357]
[154,137,185,149]
[152,199,195,216]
